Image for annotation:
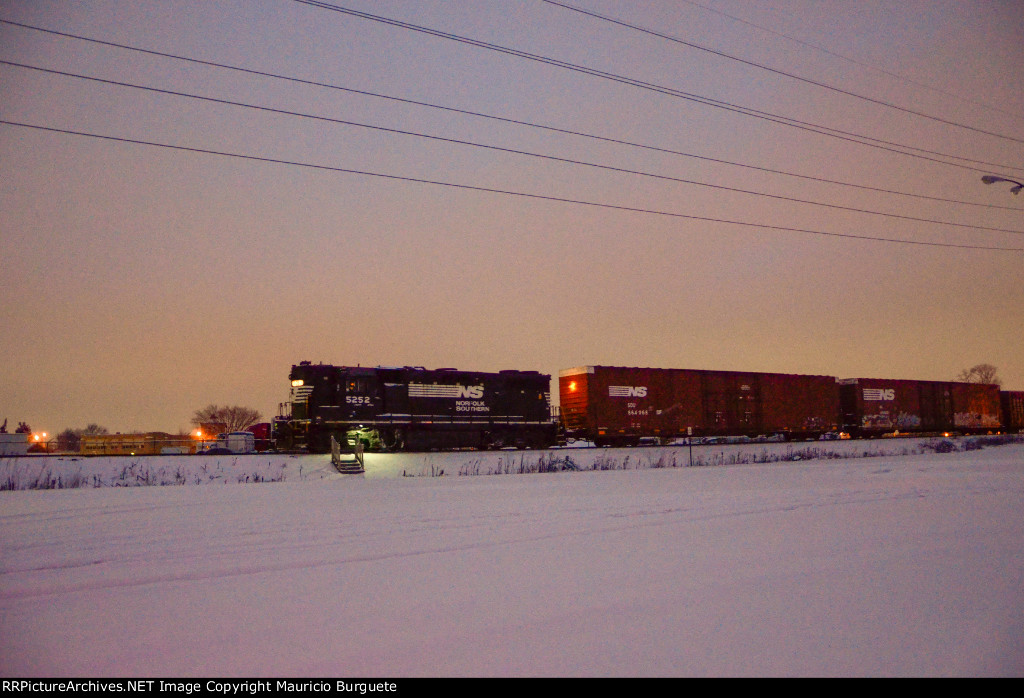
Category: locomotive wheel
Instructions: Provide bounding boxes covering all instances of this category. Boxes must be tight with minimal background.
[381,427,406,452]
[485,431,508,450]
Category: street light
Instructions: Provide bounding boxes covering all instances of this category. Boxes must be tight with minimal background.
[981,175,1024,195]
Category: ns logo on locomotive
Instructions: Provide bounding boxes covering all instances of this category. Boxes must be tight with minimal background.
[271,361,1024,452]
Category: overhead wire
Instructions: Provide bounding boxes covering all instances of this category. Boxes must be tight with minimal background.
[1,18,1020,212]
[677,0,1024,124]
[2,120,1020,253]
[289,0,1024,175]
[540,0,1024,144]
[4,58,1022,237]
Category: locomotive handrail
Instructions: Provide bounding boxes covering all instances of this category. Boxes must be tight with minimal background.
[330,435,365,474]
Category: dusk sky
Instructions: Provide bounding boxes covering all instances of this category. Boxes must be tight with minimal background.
[2,0,1022,435]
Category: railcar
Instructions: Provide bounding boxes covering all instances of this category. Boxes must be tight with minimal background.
[839,378,1002,437]
[559,365,840,446]
[999,390,1024,433]
[275,362,556,453]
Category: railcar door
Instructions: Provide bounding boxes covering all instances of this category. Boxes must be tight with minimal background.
[729,380,761,434]
[703,372,761,435]
[918,382,952,432]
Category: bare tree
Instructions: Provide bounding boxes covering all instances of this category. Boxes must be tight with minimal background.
[56,423,109,452]
[190,405,263,434]
[56,429,77,452]
[955,363,1001,385]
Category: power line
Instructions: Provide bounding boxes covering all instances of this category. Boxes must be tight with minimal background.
[5,58,1022,237]
[2,18,1020,211]
[289,1,1024,174]
[677,0,1024,124]
[2,119,1020,253]
[541,0,1024,144]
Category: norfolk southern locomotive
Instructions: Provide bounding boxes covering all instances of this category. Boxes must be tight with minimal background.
[275,362,556,452]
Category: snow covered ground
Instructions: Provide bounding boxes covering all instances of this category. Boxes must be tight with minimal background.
[2,439,1023,677]
[0,436,1004,487]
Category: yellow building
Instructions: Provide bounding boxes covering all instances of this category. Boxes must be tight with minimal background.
[80,432,197,456]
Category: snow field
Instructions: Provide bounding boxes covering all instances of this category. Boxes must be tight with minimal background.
[1,442,1023,676]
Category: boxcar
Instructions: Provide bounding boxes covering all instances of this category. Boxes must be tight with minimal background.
[247,422,273,451]
[1000,390,1024,432]
[839,378,1002,436]
[559,365,840,446]
[276,362,556,452]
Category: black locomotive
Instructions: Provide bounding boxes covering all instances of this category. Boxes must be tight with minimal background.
[275,362,556,453]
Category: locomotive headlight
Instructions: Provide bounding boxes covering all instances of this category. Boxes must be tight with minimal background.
[569,381,577,392]
[291,379,304,387]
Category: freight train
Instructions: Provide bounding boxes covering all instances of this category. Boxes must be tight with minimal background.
[275,361,1023,452]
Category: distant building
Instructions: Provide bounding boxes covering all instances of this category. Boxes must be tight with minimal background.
[0,433,29,456]
[80,432,198,456]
